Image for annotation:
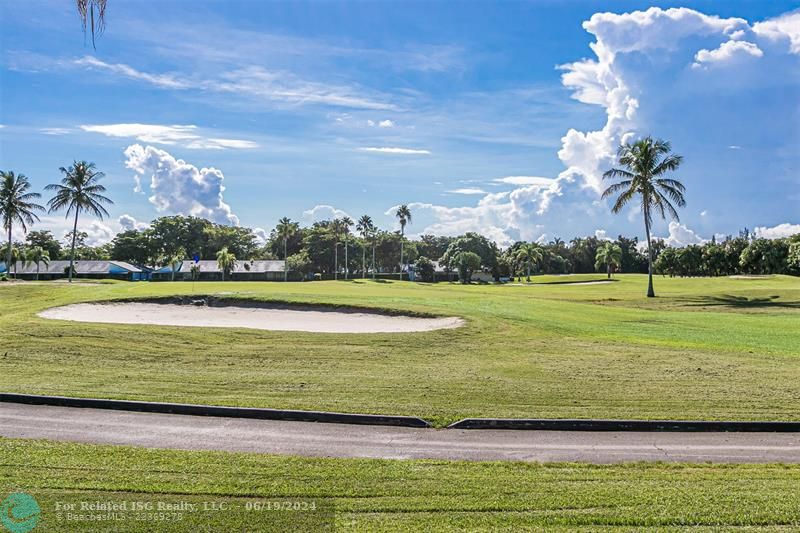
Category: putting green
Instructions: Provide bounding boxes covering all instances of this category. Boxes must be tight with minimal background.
[1,274,798,426]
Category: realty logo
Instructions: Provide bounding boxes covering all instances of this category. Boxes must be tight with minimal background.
[0,493,40,533]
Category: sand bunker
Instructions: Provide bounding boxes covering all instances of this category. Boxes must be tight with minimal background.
[38,301,464,333]
[508,280,613,286]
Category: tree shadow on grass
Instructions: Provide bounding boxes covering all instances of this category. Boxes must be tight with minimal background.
[686,294,800,310]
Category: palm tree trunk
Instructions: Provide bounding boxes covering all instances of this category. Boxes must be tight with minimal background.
[372,243,376,280]
[607,263,611,279]
[344,236,348,280]
[36,262,40,281]
[6,225,12,280]
[362,244,366,279]
[69,210,79,283]
[399,229,404,281]
[527,264,530,282]
[644,214,655,297]
[334,244,338,281]
[284,238,288,282]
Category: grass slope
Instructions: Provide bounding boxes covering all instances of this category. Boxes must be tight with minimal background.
[1,275,799,426]
[1,438,799,531]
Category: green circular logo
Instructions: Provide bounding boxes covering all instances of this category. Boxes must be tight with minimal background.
[0,493,40,533]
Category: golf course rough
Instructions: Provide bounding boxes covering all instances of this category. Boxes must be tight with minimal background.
[2,437,800,530]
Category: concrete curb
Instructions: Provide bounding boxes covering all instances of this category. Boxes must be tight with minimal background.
[4,393,798,432]
[0,393,431,428]
[447,418,800,432]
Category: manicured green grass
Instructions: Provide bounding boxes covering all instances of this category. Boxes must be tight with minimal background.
[1,438,799,531]
[1,275,799,426]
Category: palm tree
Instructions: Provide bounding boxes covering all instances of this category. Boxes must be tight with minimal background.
[331,218,345,280]
[167,248,185,282]
[595,242,622,279]
[46,161,112,283]
[602,137,685,297]
[216,247,237,281]
[76,0,107,49]
[341,216,353,279]
[395,204,411,280]
[514,243,543,282]
[27,246,50,281]
[1,171,45,278]
[356,215,375,279]
[276,217,298,282]
[1,244,24,278]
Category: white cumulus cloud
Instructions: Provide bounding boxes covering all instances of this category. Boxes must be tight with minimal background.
[66,220,116,246]
[117,214,149,232]
[753,10,800,54]
[662,221,707,247]
[124,144,240,226]
[253,227,269,245]
[302,204,352,222]
[595,229,611,240]
[693,40,763,69]
[754,223,800,239]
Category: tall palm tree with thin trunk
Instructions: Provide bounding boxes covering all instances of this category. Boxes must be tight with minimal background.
[602,137,685,297]
[514,243,543,282]
[1,171,45,278]
[216,247,237,281]
[46,161,112,283]
[341,216,353,279]
[595,242,622,279]
[276,217,298,282]
[28,246,50,281]
[356,215,375,279]
[331,218,345,280]
[395,204,411,280]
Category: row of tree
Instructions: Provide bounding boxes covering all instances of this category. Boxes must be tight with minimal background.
[8,210,796,282]
[654,231,800,277]
[4,138,797,294]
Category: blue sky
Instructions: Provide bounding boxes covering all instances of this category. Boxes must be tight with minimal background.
[1,0,798,246]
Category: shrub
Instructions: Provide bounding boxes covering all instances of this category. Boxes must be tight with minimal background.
[287,251,312,277]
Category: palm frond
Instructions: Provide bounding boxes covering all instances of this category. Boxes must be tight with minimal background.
[601,180,632,200]
[611,188,636,213]
[656,183,687,207]
[602,168,636,181]
[655,178,685,192]
[652,154,683,177]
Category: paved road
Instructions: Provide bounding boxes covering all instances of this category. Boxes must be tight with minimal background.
[2,403,800,463]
